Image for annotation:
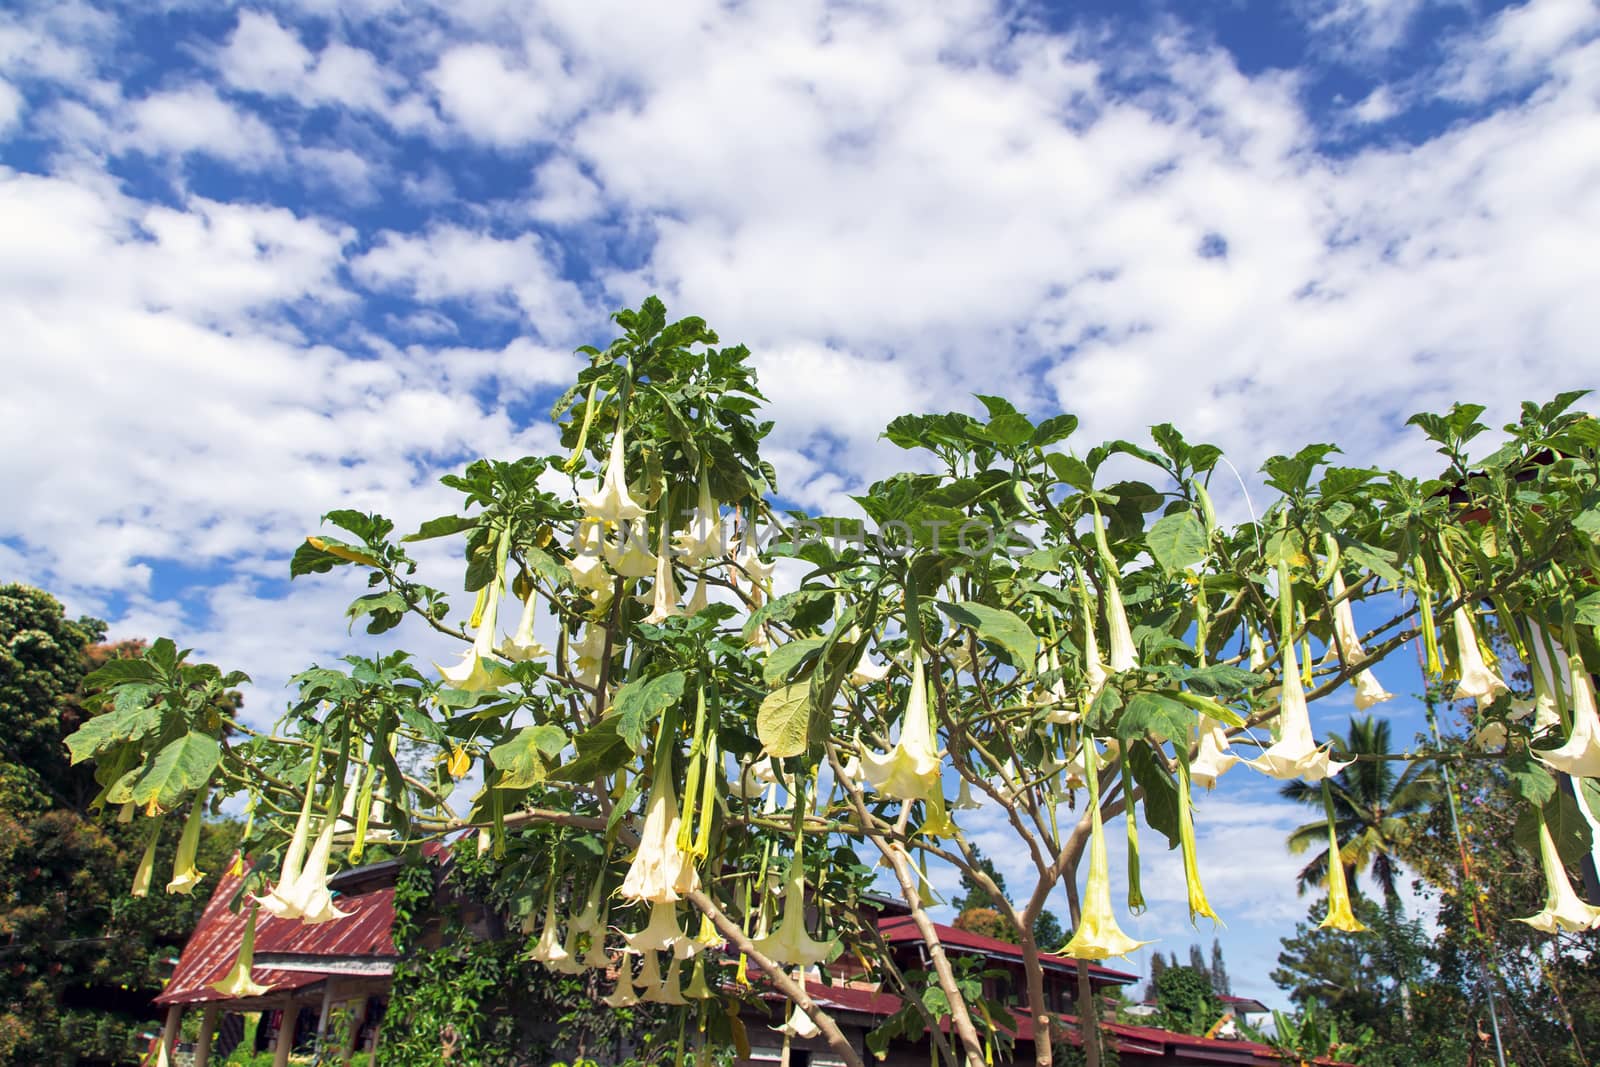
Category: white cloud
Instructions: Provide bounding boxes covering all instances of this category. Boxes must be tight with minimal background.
[428,42,558,147]
[352,224,588,338]
[296,144,383,203]
[1439,0,1600,101]
[528,155,604,224]
[124,84,281,167]
[217,10,403,118]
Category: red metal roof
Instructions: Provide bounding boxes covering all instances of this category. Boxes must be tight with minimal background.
[875,915,1140,984]
[156,863,398,1006]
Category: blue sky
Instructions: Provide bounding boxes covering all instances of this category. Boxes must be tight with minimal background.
[3,0,1598,1012]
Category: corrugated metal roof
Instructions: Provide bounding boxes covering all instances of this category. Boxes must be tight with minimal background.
[156,861,398,1006]
[875,915,1140,984]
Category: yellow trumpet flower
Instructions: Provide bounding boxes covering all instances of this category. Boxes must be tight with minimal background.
[165,792,207,895]
[1318,785,1368,934]
[624,899,692,959]
[130,817,164,898]
[861,656,942,802]
[1450,606,1508,702]
[1061,740,1152,961]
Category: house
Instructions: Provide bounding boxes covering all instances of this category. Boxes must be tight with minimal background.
[149,858,1329,1067]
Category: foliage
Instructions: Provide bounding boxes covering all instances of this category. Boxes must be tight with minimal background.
[1243,1002,1373,1066]
[56,297,1600,1067]
[1150,965,1220,1036]
[0,585,236,1067]
[953,906,1011,941]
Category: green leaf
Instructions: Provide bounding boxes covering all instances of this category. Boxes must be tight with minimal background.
[64,697,160,763]
[1504,753,1557,805]
[936,601,1036,674]
[1127,742,1180,848]
[758,683,812,759]
[548,718,630,783]
[1514,791,1594,867]
[129,732,221,811]
[985,412,1035,447]
[490,725,569,788]
[1046,453,1095,492]
[82,656,161,691]
[1118,691,1194,743]
[1031,413,1079,447]
[611,671,688,753]
[763,637,826,686]
[403,514,480,542]
[1146,510,1207,574]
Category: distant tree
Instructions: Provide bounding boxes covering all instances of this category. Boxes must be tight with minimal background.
[1209,939,1230,997]
[950,846,1008,914]
[1153,966,1221,1036]
[0,584,237,1066]
[1187,943,1209,984]
[1146,952,1168,1001]
[952,907,1011,942]
[1031,909,1064,951]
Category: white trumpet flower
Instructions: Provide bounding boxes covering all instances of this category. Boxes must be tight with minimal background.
[290,819,351,925]
[736,523,776,586]
[1247,637,1352,783]
[1322,571,1392,709]
[255,790,315,919]
[580,427,647,526]
[604,958,641,1008]
[952,777,982,810]
[1518,812,1600,934]
[499,592,550,662]
[436,577,507,692]
[673,477,725,564]
[1189,717,1239,789]
[1092,510,1138,674]
[1451,606,1508,702]
[624,899,693,960]
[752,854,837,967]
[777,1001,822,1039]
[642,536,683,625]
[566,520,614,595]
[861,657,942,802]
[1539,651,1600,779]
[620,759,699,903]
[605,518,658,578]
[685,572,710,614]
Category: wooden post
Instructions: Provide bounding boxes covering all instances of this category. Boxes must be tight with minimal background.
[192,1004,221,1067]
[314,984,335,1054]
[271,1003,295,1067]
[343,996,370,1065]
[158,1005,183,1062]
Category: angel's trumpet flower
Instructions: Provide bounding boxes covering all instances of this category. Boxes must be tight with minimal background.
[580,425,647,526]
[686,572,710,614]
[166,791,208,895]
[1451,605,1508,702]
[437,572,506,693]
[735,521,776,587]
[1518,808,1600,934]
[620,750,699,903]
[850,650,890,688]
[1248,567,1352,782]
[566,519,613,595]
[862,656,942,801]
[1189,717,1238,789]
[1512,646,1561,733]
[1061,740,1152,961]
[291,818,350,925]
[777,1001,822,1039]
[1078,577,1111,706]
[1321,571,1393,709]
[499,590,550,662]
[1092,509,1138,674]
[753,853,837,967]
[1177,761,1218,924]
[1041,646,1078,725]
[674,476,725,564]
[212,906,272,998]
[604,957,641,1008]
[131,817,163,898]
[625,899,692,959]
[605,518,658,578]
[650,955,690,1005]
[256,782,317,919]
[527,891,572,968]
[1539,649,1600,779]
[689,911,724,957]
[1318,784,1368,933]
[684,954,717,999]
[952,777,982,811]
[642,531,683,625]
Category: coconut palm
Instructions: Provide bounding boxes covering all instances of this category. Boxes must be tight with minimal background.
[1281,717,1436,905]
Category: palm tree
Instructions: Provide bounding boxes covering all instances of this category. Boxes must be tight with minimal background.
[1282,717,1436,906]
